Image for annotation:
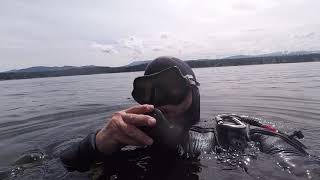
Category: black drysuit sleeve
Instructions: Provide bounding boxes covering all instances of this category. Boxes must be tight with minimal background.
[251,130,320,177]
[60,131,104,172]
[60,128,320,177]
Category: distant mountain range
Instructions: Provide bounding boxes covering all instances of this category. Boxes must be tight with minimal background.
[126,51,320,67]
[126,60,151,67]
[1,51,320,81]
[224,50,320,59]
[5,65,101,73]
[4,51,320,74]
[4,63,147,74]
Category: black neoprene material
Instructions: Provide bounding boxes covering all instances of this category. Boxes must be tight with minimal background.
[59,57,319,177]
[144,56,200,126]
[60,131,103,172]
[60,128,319,176]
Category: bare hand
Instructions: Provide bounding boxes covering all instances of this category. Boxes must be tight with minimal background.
[96,104,156,155]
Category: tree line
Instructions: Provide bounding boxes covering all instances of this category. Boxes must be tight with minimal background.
[1,53,319,81]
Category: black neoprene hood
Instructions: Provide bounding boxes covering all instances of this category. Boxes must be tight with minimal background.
[144,56,197,81]
[144,56,200,127]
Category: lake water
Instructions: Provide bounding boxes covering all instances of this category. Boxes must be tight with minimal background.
[0,62,319,180]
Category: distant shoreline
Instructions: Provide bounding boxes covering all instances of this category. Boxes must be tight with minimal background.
[1,53,319,81]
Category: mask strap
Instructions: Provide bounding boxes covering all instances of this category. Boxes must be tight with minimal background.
[185,75,200,86]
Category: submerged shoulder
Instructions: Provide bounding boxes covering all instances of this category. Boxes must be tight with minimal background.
[177,127,216,158]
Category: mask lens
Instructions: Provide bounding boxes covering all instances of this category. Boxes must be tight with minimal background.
[132,78,153,104]
[132,66,189,105]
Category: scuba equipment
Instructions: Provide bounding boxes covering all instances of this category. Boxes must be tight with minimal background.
[214,114,250,151]
[142,108,184,148]
[132,66,200,106]
[214,114,308,154]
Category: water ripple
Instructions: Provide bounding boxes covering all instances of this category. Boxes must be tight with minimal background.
[0,62,320,179]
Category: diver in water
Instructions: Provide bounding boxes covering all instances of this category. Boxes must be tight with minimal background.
[60,56,319,179]
[61,56,202,179]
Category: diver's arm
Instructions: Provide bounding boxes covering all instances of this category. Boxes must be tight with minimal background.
[251,131,320,177]
[60,131,104,172]
[60,104,156,172]
[179,128,217,158]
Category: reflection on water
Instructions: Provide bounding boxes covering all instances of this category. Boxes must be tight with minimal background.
[0,62,320,179]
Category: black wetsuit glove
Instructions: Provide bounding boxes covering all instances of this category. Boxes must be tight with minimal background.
[251,130,320,177]
[60,131,103,172]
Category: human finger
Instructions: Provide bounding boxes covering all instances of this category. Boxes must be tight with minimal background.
[118,120,153,145]
[117,133,148,146]
[122,113,156,127]
[124,104,154,114]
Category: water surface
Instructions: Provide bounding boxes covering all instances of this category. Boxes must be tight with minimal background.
[0,62,319,179]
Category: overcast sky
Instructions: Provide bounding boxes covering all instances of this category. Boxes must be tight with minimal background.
[0,0,319,72]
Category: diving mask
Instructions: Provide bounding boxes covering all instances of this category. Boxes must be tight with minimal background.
[132,66,200,106]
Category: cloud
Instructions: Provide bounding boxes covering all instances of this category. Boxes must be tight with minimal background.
[160,32,170,39]
[152,47,163,52]
[91,42,118,54]
[231,0,278,11]
[231,1,257,11]
[118,36,144,55]
[245,28,265,32]
[293,32,316,39]
[1,0,320,71]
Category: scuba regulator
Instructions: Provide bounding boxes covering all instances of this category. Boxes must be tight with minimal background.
[214,114,307,153]
[215,114,250,151]
[142,108,184,149]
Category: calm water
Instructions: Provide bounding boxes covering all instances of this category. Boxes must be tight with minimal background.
[0,62,319,180]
